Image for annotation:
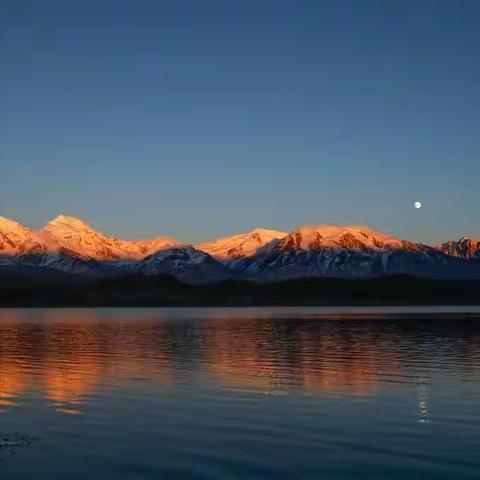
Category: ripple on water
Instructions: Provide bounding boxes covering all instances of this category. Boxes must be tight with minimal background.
[0,307,479,479]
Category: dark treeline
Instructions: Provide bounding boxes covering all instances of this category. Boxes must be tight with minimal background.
[1,267,480,307]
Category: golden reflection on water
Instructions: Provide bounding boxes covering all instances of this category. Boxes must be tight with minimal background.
[0,309,478,415]
[0,310,174,413]
[201,317,403,396]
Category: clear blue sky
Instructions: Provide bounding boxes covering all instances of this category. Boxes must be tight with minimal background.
[1,0,479,243]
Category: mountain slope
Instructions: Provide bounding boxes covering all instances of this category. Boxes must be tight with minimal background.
[440,237,480,260]
[1,214,179,274]
[231,224,478,281]
[40,215,178,260]
[132,246,232,284]
[3,215,480,282]
[197,228,287,263]
[0,216,51,256]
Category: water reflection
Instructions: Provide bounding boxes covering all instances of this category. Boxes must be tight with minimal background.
[201,316,406,396]
[0,308,479,416]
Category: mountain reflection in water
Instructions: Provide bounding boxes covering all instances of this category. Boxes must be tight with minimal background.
[0,308,479,414]
[1,307,480,479]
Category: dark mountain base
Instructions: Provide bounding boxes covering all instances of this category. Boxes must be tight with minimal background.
[1,270,480,307]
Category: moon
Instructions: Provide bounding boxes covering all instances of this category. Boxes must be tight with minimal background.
[414,201,422,209]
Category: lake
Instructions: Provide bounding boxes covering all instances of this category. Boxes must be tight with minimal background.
[0,307,479,479]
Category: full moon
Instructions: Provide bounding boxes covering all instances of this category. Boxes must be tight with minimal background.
[414,201,422,209]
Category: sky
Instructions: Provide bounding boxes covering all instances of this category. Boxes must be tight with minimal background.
[1,0,479,244]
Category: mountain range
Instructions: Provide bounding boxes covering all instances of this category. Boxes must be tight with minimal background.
[1,214,480,283]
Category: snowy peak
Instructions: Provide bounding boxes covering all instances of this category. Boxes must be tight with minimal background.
[0,216,50,256]
[3,213,480,281]
[1,214,178,263]
[0,215,28,231]
[440,237,480,260]
[276,224,421,253]
[127,236,179,256]
[197,228,287,261]
[39,215,179,261]
[46,215,94,231]
[41,216,125,260]
[229,224,467,282]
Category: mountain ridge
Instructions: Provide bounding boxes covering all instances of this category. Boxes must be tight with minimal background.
[2,214,480,283]
[1,214,178,261]
[197,227,287,262]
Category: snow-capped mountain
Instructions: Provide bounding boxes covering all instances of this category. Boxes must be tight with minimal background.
[439,237,480,260]
[131,246,231,284]
[40,215,178,260]
[197,228,287,263]
[230,225,477,281]
[0,216,51,256]
[2,215,480,282]
[0,215,178,274]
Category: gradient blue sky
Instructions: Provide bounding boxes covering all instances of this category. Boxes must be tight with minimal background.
[1,0,479,243]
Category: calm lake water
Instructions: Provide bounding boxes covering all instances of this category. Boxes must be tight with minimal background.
[0,307,479,479]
